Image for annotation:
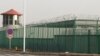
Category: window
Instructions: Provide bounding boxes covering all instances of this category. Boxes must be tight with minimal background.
[9,16,13,25]
[5,16,8,25]
[15,20,17,25]
[8,15,13,24]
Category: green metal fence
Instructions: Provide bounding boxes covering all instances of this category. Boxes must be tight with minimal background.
[0,27,99,53]
[0,19,100,53]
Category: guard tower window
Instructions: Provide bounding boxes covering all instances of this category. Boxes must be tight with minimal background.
[5,16,8,25]
[9,16,13,25]
[3,16,5,25]
[15,20,18,25]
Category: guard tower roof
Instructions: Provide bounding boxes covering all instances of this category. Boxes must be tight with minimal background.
[1,9,21,16]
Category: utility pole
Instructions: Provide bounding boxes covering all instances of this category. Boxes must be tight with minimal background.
[23,0,26,53]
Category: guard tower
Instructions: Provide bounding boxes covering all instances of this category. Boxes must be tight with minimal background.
[1,9,22,28]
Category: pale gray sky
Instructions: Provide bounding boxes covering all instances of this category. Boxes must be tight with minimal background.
[0,0,100,26]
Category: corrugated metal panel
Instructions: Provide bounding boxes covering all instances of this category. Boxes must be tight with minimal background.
[0,26,100,53]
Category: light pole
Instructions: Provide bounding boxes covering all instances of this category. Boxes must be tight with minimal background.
[23,0,26,52]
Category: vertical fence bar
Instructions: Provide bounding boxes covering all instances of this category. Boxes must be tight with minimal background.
[96,18,99,35]
[65,18,67,52]
[88,29,91,53]
[59,21,61,52]
[29,26,31,50]
[53,25,55,51]
[47,24,49,52]
[45,23,48,52]
[37,26,39,51]
[42,27,44,51]
[33,27,35,51]
[96,18,99,53]
[73,17,76,52]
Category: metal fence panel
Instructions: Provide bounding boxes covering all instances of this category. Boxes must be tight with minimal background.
[0,26,100,53]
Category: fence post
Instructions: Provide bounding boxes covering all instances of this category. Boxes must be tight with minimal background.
[88,29,91,53]
[96,18,99,53]
[96,18,99,35]
[73,17,76,52]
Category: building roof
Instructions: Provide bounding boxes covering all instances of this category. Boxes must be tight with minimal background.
[27,19,100,28]
[1,9,21,16]
[27,20,75,28]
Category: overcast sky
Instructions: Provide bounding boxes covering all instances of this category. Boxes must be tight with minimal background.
[0,0,100,27]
